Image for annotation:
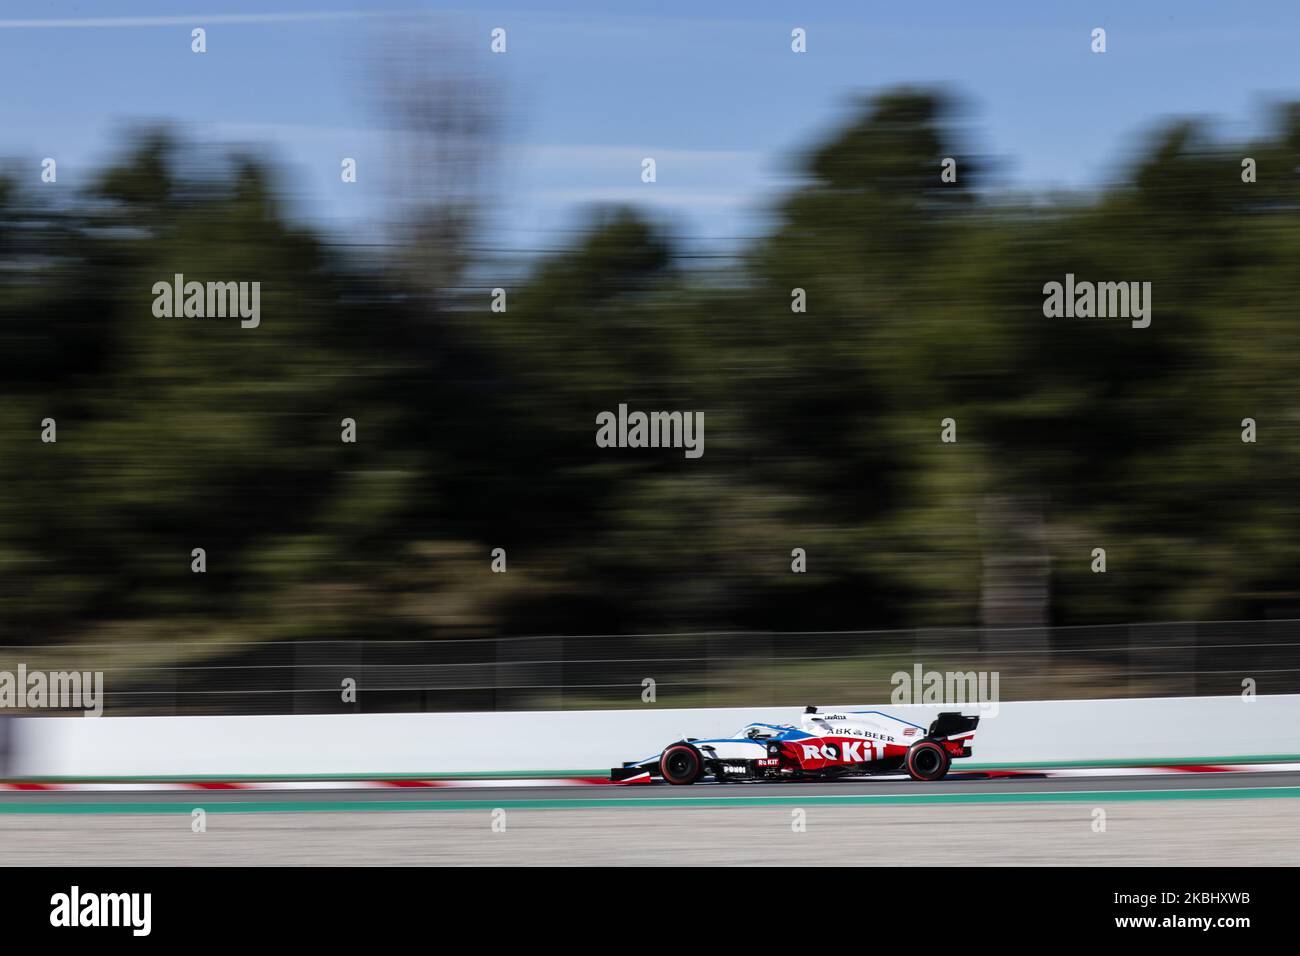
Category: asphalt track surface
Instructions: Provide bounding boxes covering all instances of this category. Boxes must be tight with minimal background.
[5,771,1299,864]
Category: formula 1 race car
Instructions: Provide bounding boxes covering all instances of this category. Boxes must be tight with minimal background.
[610,706,979,784]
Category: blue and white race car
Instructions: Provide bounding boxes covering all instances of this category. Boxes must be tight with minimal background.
[611,706,979,784]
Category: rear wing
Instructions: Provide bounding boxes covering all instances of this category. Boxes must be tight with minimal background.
[927,712,979,740]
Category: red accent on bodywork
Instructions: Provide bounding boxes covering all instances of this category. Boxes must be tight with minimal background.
[775,736,912,771]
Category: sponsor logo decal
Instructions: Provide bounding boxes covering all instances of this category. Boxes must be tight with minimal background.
[802,739,890,763]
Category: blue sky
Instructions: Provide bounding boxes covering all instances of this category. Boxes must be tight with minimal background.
[4,1,1300,252]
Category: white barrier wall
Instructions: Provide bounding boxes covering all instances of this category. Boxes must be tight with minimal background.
[10,694,1299,777]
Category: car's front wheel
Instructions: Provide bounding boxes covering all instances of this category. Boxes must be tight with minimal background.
[905,740,951,781]
[660,744,702,785]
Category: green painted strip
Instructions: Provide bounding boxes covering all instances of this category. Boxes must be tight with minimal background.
[4,785,1300,813]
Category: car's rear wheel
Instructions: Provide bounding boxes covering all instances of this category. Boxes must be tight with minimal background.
[660,744,702,785]
[905,740,951,781]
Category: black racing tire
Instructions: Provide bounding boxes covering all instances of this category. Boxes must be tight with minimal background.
[660,744,703,785]
[905,740,951,781]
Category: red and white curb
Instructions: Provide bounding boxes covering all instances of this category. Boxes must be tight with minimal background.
[3,763,1300,791]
